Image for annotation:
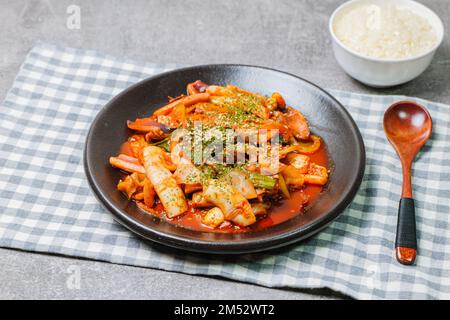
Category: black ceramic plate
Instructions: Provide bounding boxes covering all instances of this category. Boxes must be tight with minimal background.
[84,65,365,254]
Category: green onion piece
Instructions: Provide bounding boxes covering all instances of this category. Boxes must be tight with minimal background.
[151,136,170,152]
[278,173,290,199]
[249,172,277,189]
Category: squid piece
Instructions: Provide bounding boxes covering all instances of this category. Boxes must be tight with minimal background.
[170,142,183,167]
[143,179,156,207]
[109,156,146,174]
[191,192,213,208]
[271,92,286,110]
[187,80,208,95]
[227,170,258,199]
[187,84,199,96]
[202,180,256,227]
[184,183,202,194]
[173,157,202,185]
[144,128,169,141]
[142,146,188,218]
[130,172,147,187]
[259,120,289,140]
[304,163,328,185]
[265,97,277,111]
[208,85,269,119]
[193,80,208,93]
[259,162,285,176]
[206,85,235,96]
[127,135,149,162]
[194,102,229,114]
[172,157,203,194]
[117,154,140,164]
[285,107,310,140]
[127,119,173,139]
[117,175,138,199]
[265,92,286,111]
[154,93,211,116]
[156,115,178,128]
[117,173,149,200]
[146,149,177,172]
[227,84,267,103]
[285,153,310,173]
[281,165,305,189]
[202,207,225,228]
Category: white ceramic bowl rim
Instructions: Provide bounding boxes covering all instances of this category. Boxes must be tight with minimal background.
[329,0,445,63]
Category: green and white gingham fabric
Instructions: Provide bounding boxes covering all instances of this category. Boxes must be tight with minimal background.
[1,44,449,299]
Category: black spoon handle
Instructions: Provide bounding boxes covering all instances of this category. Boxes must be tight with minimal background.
[395,198,417,265]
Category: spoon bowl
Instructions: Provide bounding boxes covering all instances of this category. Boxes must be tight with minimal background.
[384,102,432,145]
[383,101,432,265]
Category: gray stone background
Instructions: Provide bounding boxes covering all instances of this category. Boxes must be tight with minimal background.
[0,0,448,299]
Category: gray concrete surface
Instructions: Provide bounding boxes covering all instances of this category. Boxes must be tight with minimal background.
[0,0,448,300]
[0,247,346,299]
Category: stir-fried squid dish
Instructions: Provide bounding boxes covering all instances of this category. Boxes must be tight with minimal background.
[110,81,329,232]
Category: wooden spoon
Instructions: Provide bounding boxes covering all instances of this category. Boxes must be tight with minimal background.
[383,101,432,265]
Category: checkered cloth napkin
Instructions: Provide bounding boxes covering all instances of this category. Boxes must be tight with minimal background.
[1,44,449,299]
